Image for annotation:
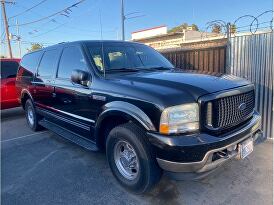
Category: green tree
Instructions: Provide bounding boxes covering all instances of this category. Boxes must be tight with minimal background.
[191,24,199,31]
[27,43,43,52]
[230,24,237,34]
[168,23,199,33]
[212,24,222,33]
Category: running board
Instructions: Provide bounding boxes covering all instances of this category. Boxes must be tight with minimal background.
[39,119,99,151]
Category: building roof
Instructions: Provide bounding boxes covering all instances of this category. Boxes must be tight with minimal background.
[132,31,183,41]
[131,25,167,34]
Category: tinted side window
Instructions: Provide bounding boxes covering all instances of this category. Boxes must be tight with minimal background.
[20,51,42,77]
[89,46,103,71]
[58,46,87,79]
[0,61,19,79]
[37,49,60,77]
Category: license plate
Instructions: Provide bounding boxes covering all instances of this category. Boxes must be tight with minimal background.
[238,138,254,159]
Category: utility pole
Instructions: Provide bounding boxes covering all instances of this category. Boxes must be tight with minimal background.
[121,0,125,41]
[16,19,21,58]
[1,0,13,58]
[120,0,144,41]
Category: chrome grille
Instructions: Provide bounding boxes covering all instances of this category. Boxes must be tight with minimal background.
[207,91,255,129]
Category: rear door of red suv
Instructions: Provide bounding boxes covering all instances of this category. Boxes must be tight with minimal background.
[0,59,20,109]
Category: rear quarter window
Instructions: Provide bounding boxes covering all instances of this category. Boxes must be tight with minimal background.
[0,61,19,79]
[20,51,42,77]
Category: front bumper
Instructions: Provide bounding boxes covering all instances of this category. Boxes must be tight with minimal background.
[147,112,263,178]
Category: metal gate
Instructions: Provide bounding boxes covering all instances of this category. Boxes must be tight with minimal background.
[229,31,273,138]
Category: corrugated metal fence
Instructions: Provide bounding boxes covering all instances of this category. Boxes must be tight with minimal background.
[229,31,273,138]
[159,32,273,138]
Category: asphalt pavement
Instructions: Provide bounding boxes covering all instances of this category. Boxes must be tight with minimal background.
[1,108,273,205]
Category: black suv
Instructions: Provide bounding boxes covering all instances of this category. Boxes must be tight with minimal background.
[16,41,263,193]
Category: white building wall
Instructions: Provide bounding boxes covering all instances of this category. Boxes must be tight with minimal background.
[131,26,167,40]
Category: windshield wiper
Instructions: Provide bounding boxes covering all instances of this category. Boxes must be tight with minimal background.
[149,66,173,70]
[133,66,172,71]
[105,68,140,73]
[105,66,173,73]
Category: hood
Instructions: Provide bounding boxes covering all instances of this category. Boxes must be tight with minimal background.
[105,70,251,107]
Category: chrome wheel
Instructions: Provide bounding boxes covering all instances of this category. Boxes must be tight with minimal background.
[27,105,34,126]
[114,140,139,180]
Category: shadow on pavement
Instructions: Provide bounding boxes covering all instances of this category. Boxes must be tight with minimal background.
[1,107,25,122]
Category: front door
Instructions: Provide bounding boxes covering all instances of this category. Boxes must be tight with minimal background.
[52,46,96,139]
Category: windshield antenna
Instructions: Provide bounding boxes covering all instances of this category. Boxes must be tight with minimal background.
[99,9,106,78]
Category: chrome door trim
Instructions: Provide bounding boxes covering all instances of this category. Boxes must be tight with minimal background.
[35,102,95,123]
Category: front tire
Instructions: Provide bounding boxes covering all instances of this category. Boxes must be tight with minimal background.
[25,99,43,131]
[106,123,162,194]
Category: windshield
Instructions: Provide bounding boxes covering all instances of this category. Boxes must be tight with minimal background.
[87,43,174,73]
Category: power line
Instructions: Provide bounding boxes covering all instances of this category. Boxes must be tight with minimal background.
[11,2,62,30]
[31,23,66,38]
[9,0,49,19]
[1,30,5,39]
[10,39,54,45]
[24,0,116,38]
[29,23,117,38]
[28,3,102,35]
[9,0,86,27]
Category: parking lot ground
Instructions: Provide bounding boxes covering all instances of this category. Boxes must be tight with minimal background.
[1,108,273,205]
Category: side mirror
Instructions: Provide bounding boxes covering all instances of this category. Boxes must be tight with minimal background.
[71,69,90,86]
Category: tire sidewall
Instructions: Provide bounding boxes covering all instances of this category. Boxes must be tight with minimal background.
[106,126,152,193]
[25,99,38,130]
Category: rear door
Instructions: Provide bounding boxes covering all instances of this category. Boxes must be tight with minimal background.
[52,45,95,138]
[0,60,20,109]
[33,49,61,113]
[17,52,43,107]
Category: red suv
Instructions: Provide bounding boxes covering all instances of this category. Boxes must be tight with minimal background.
[1,58,21,109]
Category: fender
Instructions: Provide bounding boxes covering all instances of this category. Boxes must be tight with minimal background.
[96,101,156,131]
[20,89,34,103]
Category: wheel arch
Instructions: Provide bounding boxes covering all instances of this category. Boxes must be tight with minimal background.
[94,101,156,149]
[20,89,34,109]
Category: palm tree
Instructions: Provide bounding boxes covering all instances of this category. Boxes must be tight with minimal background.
[27,43,43,52]
[212,24,222,33]
[230,24,237,34]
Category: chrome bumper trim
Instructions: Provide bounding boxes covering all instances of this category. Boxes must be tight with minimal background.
[157,114,262,173]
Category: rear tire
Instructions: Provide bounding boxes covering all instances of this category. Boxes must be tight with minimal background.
[106,122,162,194]
[25,99,43,131]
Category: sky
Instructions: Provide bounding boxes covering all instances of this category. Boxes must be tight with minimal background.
[1,0,273,57]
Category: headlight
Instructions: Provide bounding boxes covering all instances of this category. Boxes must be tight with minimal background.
[159,103,199,134]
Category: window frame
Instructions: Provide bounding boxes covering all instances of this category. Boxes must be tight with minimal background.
[56,45,90,81]
[36,48,61,79]
[20,51,43,78]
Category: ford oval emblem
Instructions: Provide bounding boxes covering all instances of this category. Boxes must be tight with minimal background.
[239,103,247,111]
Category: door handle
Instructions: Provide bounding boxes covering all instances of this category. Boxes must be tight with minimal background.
[63,100,71,104]
[52,93,56,98]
